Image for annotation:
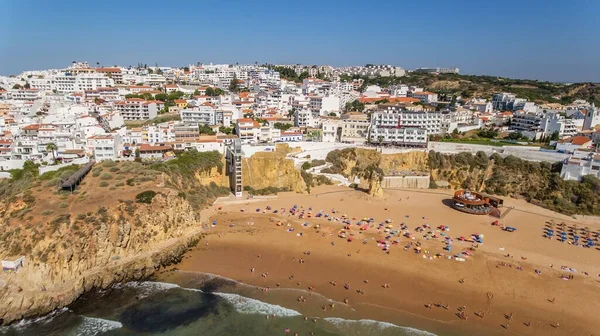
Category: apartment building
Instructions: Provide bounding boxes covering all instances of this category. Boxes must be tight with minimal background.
[84,87,120,102]
[511,111,578,139]
[321,119,340,142]
[340,112,369,143]
[368,127,427,147]
[8,89,43,101]
[294,108,316,128]
[95,67,123,84]
[179,106,216,125]
[88,134,122,161]
[52,73,115,93]
[375,104,442,134]
[236,118,260,143]
[368,104,441,147]
[308,95,340,116]
[114,98,158,120]
[29,77,52,91]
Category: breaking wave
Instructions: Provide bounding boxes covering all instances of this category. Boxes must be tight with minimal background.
[72,316,122,336]
[214,292,301,317]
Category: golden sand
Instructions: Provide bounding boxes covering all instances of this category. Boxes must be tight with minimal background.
[174,186,600,336]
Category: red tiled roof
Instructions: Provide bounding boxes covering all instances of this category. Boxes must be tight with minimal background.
[139,144,172,152]
[571,136,592,146]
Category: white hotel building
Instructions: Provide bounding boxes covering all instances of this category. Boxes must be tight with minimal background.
[368,104,441,147]
[114,98,158,121]
[52,73,115,93]
[179,106,216,125]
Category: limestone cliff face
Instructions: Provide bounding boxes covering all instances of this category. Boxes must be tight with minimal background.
[378,151,428,174]
[329,149,429,179]
[194,160,229,187]
[0,194,203,325]
[242,151,307,193]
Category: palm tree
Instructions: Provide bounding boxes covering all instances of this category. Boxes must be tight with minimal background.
[96,61,100,68]
[46,143,58,163]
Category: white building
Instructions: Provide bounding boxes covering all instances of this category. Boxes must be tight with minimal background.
[560,154,600,181]
[280,131,303,142]
[179,106,216,125]
[368,127,428,147]
[99,111,125,130]
[294,108,316,128]
[114,99,158,120]
[410,91,438,104]
[321,119,339,142]
[308,95,340,116]
[583,107,600,130]
[89,134,122,161]
[52,73,115,93]
[368,104,441,147]
[236,118,259,143]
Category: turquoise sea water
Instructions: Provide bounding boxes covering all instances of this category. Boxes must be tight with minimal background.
[0,272,439,336]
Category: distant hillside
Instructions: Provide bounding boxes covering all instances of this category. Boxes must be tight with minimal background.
[350,72,600,105]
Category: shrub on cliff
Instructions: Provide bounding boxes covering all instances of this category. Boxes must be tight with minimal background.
[325,148,357,176]
[135,190,158,204]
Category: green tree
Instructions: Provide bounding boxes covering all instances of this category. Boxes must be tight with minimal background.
[273,122,292,131]
[301,162,311,170]
[229,74,240,93]
[550,130,560,141]
[46,143,58,163]
[12,84,21,89]
[288,108,296,119]
[205,87,225,96]
[344,100,365,112]
[155,93,168,101]
[199,125,216,135]
[219,126,233,135]
[299,71,309,81]
[23,82,31,89]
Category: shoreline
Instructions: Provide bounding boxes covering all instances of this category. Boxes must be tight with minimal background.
[0,229,204,327]
[168,185,600,336]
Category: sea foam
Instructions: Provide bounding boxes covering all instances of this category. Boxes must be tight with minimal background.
[121,281,184,298]
[73,316,122,336]
[214,292,302,317]
[323,317,437,336]
[0,307,70,332]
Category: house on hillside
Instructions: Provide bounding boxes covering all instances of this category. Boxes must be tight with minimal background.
[555,136,593,153]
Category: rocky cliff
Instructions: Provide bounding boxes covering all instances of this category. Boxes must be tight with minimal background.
[242,150,307,193]
[0,192,204,325]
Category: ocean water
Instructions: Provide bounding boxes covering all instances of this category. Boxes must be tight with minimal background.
[0,272,438,336]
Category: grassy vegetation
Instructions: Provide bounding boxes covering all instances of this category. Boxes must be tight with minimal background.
[428,151,600,215]
[124,114,181,128]
[344,72,600,104]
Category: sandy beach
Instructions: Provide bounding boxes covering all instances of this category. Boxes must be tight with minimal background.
[169,186,600,336]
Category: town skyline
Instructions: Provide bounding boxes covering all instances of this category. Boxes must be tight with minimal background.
[1,0,599,83]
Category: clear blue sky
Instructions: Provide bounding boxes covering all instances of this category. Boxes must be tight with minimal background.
[1,0,598,82]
